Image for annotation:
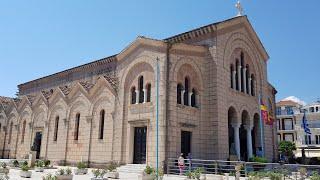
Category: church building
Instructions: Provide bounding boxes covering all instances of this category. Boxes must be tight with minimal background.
[0,15,277,167]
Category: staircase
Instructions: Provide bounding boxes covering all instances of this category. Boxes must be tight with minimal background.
[117,164,146,180]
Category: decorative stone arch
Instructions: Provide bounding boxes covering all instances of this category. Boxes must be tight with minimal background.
[171,57,204,92]
[90,96,112,118]
[120,55,156,91]
[241,110,251,126]
[228,106,239,124]
[48,87,67,106]
[32,108,47,129]
[122,61,155,91]
[223,32,264,91]
[67,96,91,120]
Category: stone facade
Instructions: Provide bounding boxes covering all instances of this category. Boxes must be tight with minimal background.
[0,16,277,167]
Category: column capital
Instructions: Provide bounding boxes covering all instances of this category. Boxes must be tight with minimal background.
[231,122,241,129]
[244,124,254,131]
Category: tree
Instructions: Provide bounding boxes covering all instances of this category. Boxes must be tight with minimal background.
[279,141,296,163]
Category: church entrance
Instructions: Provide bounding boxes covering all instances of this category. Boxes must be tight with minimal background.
[133,127,147,164]
[33,131,42,159]
[181,131,192,158]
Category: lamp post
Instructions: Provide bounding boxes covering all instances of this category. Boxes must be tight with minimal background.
[156,57,160,179]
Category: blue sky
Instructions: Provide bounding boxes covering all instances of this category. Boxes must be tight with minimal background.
[0,1,319,103]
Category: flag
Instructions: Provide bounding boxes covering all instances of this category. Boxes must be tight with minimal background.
[301,112,311,135]
[260,101,273,125]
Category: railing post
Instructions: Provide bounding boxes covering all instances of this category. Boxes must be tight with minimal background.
[166,158,170,175]
[215,161,218,175]
[244,162,247,177]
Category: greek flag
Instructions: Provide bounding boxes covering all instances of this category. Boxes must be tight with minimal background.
[302,112,311,135]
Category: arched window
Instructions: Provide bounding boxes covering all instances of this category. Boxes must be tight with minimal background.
[184,77,190,106]
[8,122,13,144]
[251,74,255,96]
[246,65,250,94]
[74,113,80,140]
[131,87,136,104]
[177,84,183,104]
[21,120,26,143]
[235,60,239,91]
[138,76,144,103]
[191,89,197,107]
[146,84,151,102]
[230,64,234,89]
[99,110,105,140]
[0,123,1,132]
[240,52,244,92]
[53,116,59,141]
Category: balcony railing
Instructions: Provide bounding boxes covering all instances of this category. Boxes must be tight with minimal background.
[301,141,320,145]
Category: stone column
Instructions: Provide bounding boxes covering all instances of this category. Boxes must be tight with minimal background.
[232,70,236,89]
[237,65,242,91]
[143,88,147,103]
[243,68,247,94]
[135,90,139,104]
[244,125,254,159]
[248,77,252,96]
[181,90,185,105]
[188,92,193,106]
[232,123,241,160]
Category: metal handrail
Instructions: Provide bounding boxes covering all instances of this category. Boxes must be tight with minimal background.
[166,158,320,177]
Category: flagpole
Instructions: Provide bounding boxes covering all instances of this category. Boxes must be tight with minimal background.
[156,57,160,180]
[259,93,265,157]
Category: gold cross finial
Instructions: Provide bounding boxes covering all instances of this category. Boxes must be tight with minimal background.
[235,1,243,17]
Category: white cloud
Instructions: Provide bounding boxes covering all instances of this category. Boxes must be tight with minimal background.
[282,96,306,106]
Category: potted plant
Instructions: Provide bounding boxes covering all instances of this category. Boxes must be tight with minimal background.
[143,166,155,180]
[91,169,107,180]
[44,160,51,168]
[12,160,19,168]
[278,141,296,163]
[20,164,32,178]
[74,161,88,175]
[42,174,57,180]
[106,161,120,179]
[0,162,9,175]
[56,168,73,180]
[249,156,268,171]
[35,160,45,172]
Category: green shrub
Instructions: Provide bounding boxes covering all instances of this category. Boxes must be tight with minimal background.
[144,166,155,175]
[249,156,268,163]
[106,161,120,172]
[56,168,65,176]
[92,169,107,178]
[65,168,72,175]
[21,161,28,167]
[42,174,57,180]
[0,162,7,169]
[35,160,44,168]
[76,162,87,169]
[20,164,29,171]
[44,160,51,167]
[311,171,320,180]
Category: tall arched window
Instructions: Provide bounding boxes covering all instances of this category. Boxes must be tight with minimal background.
[235,60,239,91]
[230,64,234,89]
[246,65,250,94]
[240,52,245,92]
[99,110,105,140]
[138,76,144,103]
[251,74,255,96]
[146,84,151,102]
[131,87,136,104]
[21,120,26,143]
[184,77,190,106]
[191,89,197,107]
[74,113,80,140]
[177,84,183,104]
[8,122,13,144]
[54,116,59,141]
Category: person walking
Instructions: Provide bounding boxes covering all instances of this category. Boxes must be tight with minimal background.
[178,153,185,176]
[187,153,192,171]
